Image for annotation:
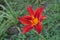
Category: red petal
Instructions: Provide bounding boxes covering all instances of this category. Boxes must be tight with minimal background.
[42,16,47,19]
[24,16,32,20]
[39,16,47,22]
[18,17,32,25]
[22,25,33,34]
[35,7,44,19]
[27,6,34,16]
[34,22,42,34]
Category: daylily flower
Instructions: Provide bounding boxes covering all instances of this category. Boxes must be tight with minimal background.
[18,6,47,34]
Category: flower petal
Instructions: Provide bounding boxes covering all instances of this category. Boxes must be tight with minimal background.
[24,16,32,20]
[27,6,34,16]
[22,25,33,34]
[34,22,42,34]
[35,7,44,19]
[42,16,47,19]
[39,16,47,22]
[18,17,32,25]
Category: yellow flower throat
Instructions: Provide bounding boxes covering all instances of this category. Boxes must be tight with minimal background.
[31,17,39,25]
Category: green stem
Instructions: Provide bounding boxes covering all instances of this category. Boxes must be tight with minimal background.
[38,34,40,40]
[35,31,40,40]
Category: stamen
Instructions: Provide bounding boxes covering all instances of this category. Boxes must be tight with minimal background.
[31,17,38,25]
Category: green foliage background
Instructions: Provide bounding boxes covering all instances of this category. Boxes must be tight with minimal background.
[0,0,60,40]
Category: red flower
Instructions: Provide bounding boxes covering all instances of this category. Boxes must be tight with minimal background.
[18,6,47,34]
